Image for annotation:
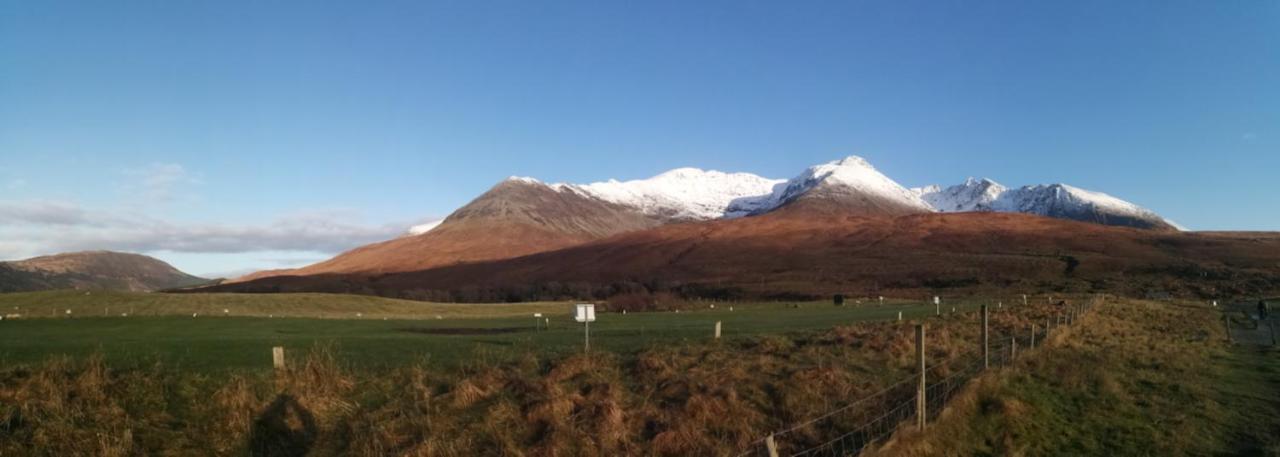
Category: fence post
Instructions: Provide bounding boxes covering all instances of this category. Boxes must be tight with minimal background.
[916,324,927,431]
[1223,314,1233,344]
[272,346,285,370]
[1010,336,1017,361]
[715,321,722,340]
[898,310,902,321]
[1030,324,1036,350]
[981,305,989,369]
[765,433,779,457]
[1270,318,1277,347]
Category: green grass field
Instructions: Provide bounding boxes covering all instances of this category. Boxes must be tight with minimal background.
[0,290,1008,371]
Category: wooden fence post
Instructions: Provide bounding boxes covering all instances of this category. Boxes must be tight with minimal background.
[272,346,285,370]
[1030,324,1036,349]
[765,433,779,457]
[1223,314,1233,344]
[916,324,927,431]
[715,321,722,340]
[981,305,989,369]
[1010,336,1017,361]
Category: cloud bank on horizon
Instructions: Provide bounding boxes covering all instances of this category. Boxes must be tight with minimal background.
[0,162,442,276]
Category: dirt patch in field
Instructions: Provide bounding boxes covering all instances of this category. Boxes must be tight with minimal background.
[396,327,526,335]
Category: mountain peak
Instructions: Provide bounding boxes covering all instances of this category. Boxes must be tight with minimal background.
[829,155,873,168]
[765,155,934,215]
[503,176,544,185]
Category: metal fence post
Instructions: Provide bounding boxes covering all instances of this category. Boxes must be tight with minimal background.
[981,305,989,369]
[916,323,927,431]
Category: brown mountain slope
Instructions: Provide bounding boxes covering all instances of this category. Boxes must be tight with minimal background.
[236,178,665,280]
[198,211,1280,300]
[2,251,207,292]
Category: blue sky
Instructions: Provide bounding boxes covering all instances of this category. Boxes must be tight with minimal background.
[1,0,1276,276]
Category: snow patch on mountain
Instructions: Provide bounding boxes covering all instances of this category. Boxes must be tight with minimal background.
[912,177,1007,212]
[407,220,443,235]
[572,168,785,220]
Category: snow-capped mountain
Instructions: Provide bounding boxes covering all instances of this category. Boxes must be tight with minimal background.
[407,155,1177,233]
[913,179,1180,231]
[241,155,1181,282]
[507,155,931,222]
[762,156,934,215]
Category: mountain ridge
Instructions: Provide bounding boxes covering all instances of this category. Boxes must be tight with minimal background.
[0,251,207,292]
[235,155,1182,282]
[911,177,1179,231]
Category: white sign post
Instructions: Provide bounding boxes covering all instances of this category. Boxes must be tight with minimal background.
[933,296,940,315]
[574,304,596,353]
[534,313,543,332]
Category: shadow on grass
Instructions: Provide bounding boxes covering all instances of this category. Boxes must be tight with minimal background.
[249,394,317,457]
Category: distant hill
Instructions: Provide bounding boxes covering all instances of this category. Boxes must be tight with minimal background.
[0,251,207,292]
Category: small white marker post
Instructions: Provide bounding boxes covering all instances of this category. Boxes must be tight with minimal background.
[1022,294,1028,306]
[575,304,596,354]
[534,313,543,331]
[715,321,722,339]
[272,346,285,370]
[898,310,903,321]
[934,296,941,316]
[879,296,885,305]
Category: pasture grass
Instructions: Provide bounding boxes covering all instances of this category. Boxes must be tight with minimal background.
[0,291,1006,371]
[0,291,1063,456]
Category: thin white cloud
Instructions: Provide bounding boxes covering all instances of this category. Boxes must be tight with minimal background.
[120,163,201,203]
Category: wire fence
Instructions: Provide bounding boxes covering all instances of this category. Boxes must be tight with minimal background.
[734,297,1096,457]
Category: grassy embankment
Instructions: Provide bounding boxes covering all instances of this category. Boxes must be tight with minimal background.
[872,299,1280,456]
